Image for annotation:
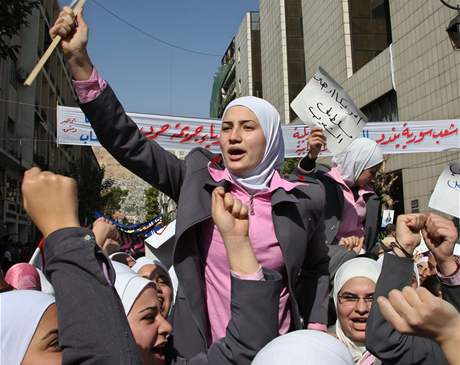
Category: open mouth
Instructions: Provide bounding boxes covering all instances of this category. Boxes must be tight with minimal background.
[350,317,367,330]
[227,147,246,161]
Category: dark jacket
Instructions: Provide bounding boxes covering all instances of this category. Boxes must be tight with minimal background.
[45,227,283,365]
[44,227,142,365]
[366,253,460,365]
[297,157,381,276]
[79,85,330,362]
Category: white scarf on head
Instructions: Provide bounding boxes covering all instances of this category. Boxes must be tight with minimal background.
[114,270,153,315]
[252,329,354,365]
[333,258,382,363]
[1,290,55,365]
[222,96,285,193]
[332,138,383,187]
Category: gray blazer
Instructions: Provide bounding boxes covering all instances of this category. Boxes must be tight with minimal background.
[45,227,283,365]
[80,85,330,363]
[296,159,381,277]
[366,254,460,365]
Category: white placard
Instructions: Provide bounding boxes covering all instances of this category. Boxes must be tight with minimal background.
[381,209,395,228]
[145,220,176,249]
[290,67,367,154]
[429,163,460,218]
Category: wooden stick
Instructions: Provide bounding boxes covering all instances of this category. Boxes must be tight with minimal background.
[24,0,87,87]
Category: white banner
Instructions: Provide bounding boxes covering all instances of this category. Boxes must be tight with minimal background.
[57,106,460,157]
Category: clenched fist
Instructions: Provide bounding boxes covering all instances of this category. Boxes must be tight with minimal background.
[22,168,80,237]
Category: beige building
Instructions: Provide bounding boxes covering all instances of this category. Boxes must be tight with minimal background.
[260,0,306,123]
[0,0,100,242]
[252,0,459,215]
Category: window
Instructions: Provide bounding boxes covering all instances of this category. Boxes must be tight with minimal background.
[361,90,398,122]
[411,199,419,213]
[348,0,392,72]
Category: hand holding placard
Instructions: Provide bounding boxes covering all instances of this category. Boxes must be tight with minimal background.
[291,67,368,154]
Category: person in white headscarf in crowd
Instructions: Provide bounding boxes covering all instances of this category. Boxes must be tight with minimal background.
[110,251,137,268]
[114,266,172,365]
[298,129,384,277]
[132,256,174,317]
[1,290,58,365]
[333,257,382,364]
[252,330,354,365]
[50,8,330,362]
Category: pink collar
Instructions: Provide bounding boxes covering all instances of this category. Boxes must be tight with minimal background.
[207,163,302,194]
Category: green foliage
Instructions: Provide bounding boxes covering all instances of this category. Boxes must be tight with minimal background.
[101,183,129,216]
[144,187,160,221]
[281,158,300,177]
[0,0,39,61]
[67,163,105,225]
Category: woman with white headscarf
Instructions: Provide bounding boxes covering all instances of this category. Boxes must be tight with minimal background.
[132,256,174,317]
[252,330,354,365]
[1,290,57,365]
[333,257,382,364]
[299,129,384,276]
[51,9,330,363]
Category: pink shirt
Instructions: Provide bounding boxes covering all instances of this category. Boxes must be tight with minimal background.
[202,166,300,341]
[326,167,374,242]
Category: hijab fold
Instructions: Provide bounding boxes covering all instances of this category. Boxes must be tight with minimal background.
[252,330,354,365]
[332,138,383,187]
[222,96,285,193]
[1,290,55,365]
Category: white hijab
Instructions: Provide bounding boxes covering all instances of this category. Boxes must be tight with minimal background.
[222,96,285,192]
[332,138,383,187]
[1,290,55,365]
[114,269,153,315]
[252,330,354,365]
[333,258,382,363]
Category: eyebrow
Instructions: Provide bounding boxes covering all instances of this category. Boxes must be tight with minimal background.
[41,328,59,342]
[222,120,257,125]
[139,306,159,315]
[340,291,374,296]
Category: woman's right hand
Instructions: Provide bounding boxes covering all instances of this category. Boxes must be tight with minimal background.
[307,127,326,159]
[50,7,92,80]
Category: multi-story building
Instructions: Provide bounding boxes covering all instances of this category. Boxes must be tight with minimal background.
[214,0,459,215]
[210,12,263,118]
[0,0,101,243]
[260,0,306,123]
[299,0,459,214]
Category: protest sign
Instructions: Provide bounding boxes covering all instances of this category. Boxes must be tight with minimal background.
[290,67,367,154]
[381,210,395,228]
[429,163,460,218]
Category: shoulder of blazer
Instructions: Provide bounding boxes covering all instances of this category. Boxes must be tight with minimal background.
[184,147,224,173]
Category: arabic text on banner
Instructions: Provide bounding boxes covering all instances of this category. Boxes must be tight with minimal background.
[57,105,460,157]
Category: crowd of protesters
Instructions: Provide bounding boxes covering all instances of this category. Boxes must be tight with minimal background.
[1,7,460,365]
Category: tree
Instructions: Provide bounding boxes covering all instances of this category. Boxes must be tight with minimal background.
[144,187,160,221]
[101,183,129,217]
[373,158,399,210]
[281,158,300,177]
[67,162,105,226]
[0,0,38,61]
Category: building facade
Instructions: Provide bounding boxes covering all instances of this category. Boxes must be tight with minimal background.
[210,12,263,118]
[0,0,101,243]
[214,0,459,215]
[299,0,459,214]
